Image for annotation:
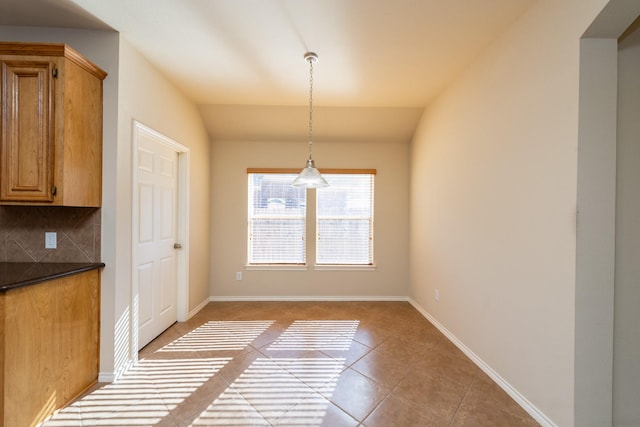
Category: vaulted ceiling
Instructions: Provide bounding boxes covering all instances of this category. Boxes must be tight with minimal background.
[1,0,535,141]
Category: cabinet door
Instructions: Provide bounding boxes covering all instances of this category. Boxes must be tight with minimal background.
[58,269,100,404]
[3,270,100,427]
[0,60,54,202]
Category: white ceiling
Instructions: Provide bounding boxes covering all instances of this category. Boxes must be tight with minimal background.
[1,0,535,141]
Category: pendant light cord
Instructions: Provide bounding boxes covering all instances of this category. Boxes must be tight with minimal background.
[291,52,328,188]
[308,56,314,161]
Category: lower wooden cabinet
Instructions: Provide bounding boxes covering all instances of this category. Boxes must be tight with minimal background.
[0,269,100,427]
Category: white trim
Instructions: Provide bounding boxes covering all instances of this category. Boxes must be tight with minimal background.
[176,149,190,322]
[245,264,309,271]
[243,264,377,271]
[209,295,408,302]
[407,298,555,427]
[98,372,116,383]
[188,297,211,319]
[314,264,377,271]
[98,358,135,383]
[131,120,191,358]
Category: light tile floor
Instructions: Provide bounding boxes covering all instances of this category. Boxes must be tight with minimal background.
[42,301,540,426]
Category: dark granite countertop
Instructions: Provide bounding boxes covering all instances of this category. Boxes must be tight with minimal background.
[0,262,105,291]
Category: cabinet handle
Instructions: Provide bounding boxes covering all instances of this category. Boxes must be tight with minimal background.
[52,68,58,79]
[51,186,57,196]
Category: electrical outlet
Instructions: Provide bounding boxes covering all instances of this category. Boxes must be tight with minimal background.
[236,272,242,281]
[434,289,440,301]
[45,232,57,249]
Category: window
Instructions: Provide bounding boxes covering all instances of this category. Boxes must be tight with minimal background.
[247,173,306,264]
[316,174,374,265]
[247,169,375,267]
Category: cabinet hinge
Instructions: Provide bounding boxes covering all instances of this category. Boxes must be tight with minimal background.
[52,68,58,79]
[51,186,57,196]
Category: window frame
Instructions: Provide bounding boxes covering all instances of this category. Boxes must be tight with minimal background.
[315,173,375,267]
[246,168,376,270]
[247,170,307,266]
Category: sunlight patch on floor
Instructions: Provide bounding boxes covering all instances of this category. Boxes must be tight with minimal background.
[42,358,230,426]
[159,320,275,352]
[41,318,360,426]
[191,357,346,426]
[267,320,359,351]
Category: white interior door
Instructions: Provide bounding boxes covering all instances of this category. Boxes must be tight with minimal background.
[136,132,179,349]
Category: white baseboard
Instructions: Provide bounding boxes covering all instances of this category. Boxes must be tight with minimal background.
[209,295,408,302]
[407,298,555,427]
[188,297,211,318]
[98,358,135,384]
[98,372,116,383]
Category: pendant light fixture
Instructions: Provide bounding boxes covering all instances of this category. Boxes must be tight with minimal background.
[292,52,329,188]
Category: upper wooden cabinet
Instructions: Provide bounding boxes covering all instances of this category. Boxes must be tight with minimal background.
[0,42,107,206]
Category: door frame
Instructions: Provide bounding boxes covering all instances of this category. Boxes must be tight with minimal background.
[131,120,190,354]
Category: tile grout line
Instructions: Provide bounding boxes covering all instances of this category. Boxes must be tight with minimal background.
[448,372,478,426]
[355,360,415,426]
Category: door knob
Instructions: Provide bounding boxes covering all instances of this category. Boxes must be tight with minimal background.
[174,243,182,249]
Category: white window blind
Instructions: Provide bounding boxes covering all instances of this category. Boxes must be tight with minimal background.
[316,174,374,265]
[248,173,306,264]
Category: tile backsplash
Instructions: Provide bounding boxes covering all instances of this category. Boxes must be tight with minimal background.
[0,206,101,262]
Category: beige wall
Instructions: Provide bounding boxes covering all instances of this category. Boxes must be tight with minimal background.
[114,38,211,374]
[409,0,611,425]
[117,39,212,313]
[574,37,618,427]
[210,139,409,298]
[614,24,640,426]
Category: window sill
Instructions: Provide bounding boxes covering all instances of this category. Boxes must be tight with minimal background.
[314,264,377,271]
[243,264,377,271]
[245,264,308,271]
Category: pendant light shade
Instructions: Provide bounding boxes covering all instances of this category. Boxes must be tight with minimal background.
[292,52,329,188]
[291,158,329,188]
